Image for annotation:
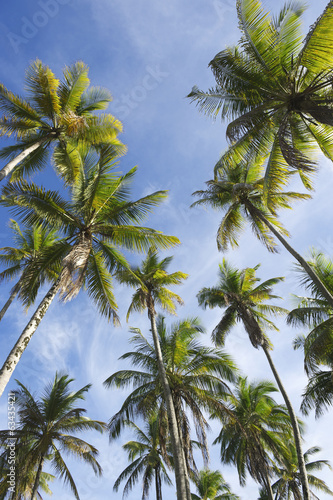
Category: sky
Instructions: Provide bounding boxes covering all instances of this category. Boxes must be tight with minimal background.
[0,0,332,498]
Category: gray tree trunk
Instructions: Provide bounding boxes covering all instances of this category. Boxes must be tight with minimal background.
[247,201,333,308]
[0,280,21,322]
[262,345,310,500]
[30,454,44,500]
[0,275,62,398]
[0,141,44,182]
[148,307,192,500]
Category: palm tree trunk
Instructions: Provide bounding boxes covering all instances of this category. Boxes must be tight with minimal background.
[0,274,63,398]
[0,280,21,322]
[155,466,162,500]
[0,236,91,398]
[263,472,274,500]
[30,454,44,500]
[246,201,333,308]
[262,345,310,500]
[0,140,45,182]
[148,304,192,500]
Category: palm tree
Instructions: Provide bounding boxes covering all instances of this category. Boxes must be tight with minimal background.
[192,159,333,308]
[213,377,294,500]
[191,468,240,500]
[0,447,55,499]
[108,247,191,500]
[288,250,333,417]
[113,414,173,500]
[262,445,333,500]
[188,0,333,187]
[0,146,178,397]
[0,373,106,500]
[0,59,125,182]
[0,219,60,322]
[105,313,237,500]
[197,260,310,500]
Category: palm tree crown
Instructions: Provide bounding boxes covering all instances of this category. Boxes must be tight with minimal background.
[197,259,285,348]
[0,59,125,181]
[188,0,333,186]
[113,414,173,500]
[213,377,294,496]
[105,316,237,472]
[0,219,60,317]
[0,373,106,500]
[288,250,333,416]
[191,468,240,500]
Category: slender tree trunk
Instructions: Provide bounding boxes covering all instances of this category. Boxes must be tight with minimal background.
[0,141,45,182]
[148,304,191,500]
[155,467,162,500]
[0,275,62,398]
[0,236,91,398]
[262,345,310,500]
[30,454,44,500]
[263,471,274,500]
[246,201,333,308]
[0,280,21,322]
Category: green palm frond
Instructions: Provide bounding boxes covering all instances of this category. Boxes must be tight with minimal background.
[85,250,119,324]
[58,61,90,112]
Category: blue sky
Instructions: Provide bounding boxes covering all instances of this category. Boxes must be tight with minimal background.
[0,0,333,498]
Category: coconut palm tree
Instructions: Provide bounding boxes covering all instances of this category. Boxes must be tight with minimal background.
[0,373,106,500]
[0,146,178,397]
[191,468,240,500]
[113,414,173,500]
[192,159,333,309]
[213,377,294,500]
[0,447,55,499]
[107,247,191,500]
[197,260,310,500]
[105,313,237,500]
[0,219,60,322]
[0,59,125,182]
[260,445,333,500]
[188,0,333,188]
[288,250,333,417]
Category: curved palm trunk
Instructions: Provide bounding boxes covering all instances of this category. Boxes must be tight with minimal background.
[148,302,191,500]
[240,307,310,500]
[0,280,21,322]
[262,346,310,500]
[30,454,44,500]
[0,140,45,182]
[246,201,333,308]
[0,275,63,398]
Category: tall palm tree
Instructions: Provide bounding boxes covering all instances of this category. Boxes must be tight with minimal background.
[260,445,333,500]
[288,250,333,417]
[213,377,294,500]
[108,247,191,500]
[191,468,240,500]
[105,314,237,500]
[0,219,60,322]
[188,0,333,187]
[197,260,310,500]
[113,414,173,500]
[0,373,106,500]
[0,146,178,397]
[192,159,333,308]
[0,59,125,182]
